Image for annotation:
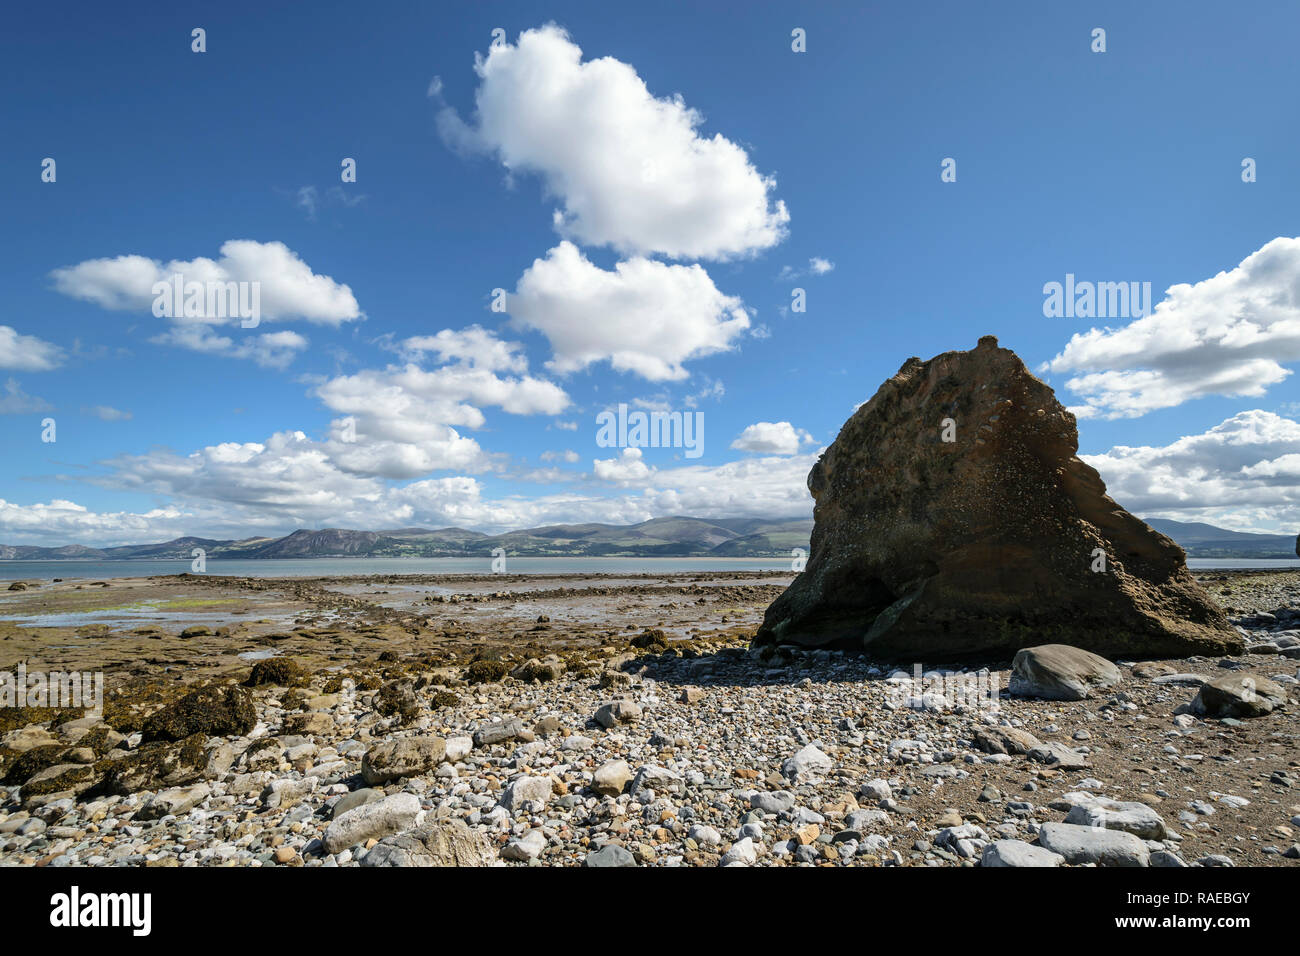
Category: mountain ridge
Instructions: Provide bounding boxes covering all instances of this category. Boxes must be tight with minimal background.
[0,516,1292,560]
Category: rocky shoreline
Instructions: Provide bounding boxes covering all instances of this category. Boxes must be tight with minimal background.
[0,569,1297,867]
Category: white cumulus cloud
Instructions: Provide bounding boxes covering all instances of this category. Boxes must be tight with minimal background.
[593,447,654,483]
[0,325,64,371]
[1046,237,1300,418]
[511,241,749,381]
[312,327,570,479]
[435,24,788,260]
[731,421,814,456]
[1083,409,1300,532]
[50,240,361,366]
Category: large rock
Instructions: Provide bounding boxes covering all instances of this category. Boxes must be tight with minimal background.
[754,337,1242,660]
[499,775,553,811]
[2,727,59,753]
[594,701,641,729]
[360,819,496,867]
[782,744,833,780]
[981,839,1065,867]
[1027,741,1089,770]
[971,726,1040,755]
[323,792,423,854]
[472,718,525,748]
[585,844,637,868]
[1009,645,1121,700]
[1191,674,1287,719]
[137,783,211,820]
[99,734,209,795]
[1037,822,1150,867]
[141,684,256,743]
[592,760,632,797]
[1064,798,1168,840]
[360,737,447,785]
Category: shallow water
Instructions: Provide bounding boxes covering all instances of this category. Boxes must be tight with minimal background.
[0,555,1294,582]
[0,606,235,629]
[1185,558,1300,569]
[0,556,798,580]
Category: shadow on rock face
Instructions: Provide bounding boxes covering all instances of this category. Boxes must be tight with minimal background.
[755,336,1243,662]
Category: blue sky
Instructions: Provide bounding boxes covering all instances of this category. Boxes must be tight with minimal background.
[3,0,1300,544]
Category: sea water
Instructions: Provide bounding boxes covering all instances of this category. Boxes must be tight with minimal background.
[0,555,1294,581]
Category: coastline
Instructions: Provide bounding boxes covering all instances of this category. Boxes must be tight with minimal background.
[0,568,1296,868]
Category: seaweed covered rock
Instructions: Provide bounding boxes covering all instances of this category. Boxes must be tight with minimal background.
[245,657,308,688]
[20,763,101,806]
[2,744,69,785]
[97,733,208,794]
[511,656,565,682]
[361,737,447,785]
[374,680,419,722]
[464,659,509,684]
[755,336,1242,661]
[141,684,256,743]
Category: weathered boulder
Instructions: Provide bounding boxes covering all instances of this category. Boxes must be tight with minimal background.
[141,684,256,743]
[1027,741,1090,770]
[1191,674,1287,719]
[331,787,384,819]
[137,783,211,820]
[585,844,637,867]
[499,774,553,810]
[594,700,641,728]
[980,839,1065,867]
[1037,822,1150,867]
[472,717,525,748]
[360,819,496,867]
[361,737,446,785]
[98,734,208,795]
[754,337,1242,660]
[282,712,336,736]
[971,726,1040,755]
[323,792,422,854]
[591,760,632,796]
[1009,644,1121,700]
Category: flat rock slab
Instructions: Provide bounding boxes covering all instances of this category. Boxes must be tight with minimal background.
[1027,742,1090,770]
[324,792,422,855]
[981,839,1065,867]
[1037,822,1151,867]
[1064,799,1169,839]
[1151,673,1209,686]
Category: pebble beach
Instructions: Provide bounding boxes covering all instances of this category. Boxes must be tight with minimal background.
[0,568,1297,868]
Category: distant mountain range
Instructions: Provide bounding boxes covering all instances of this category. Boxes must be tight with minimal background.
[1143,518,1296,559]
[0,515,1292,561]
[0,516,816,560]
